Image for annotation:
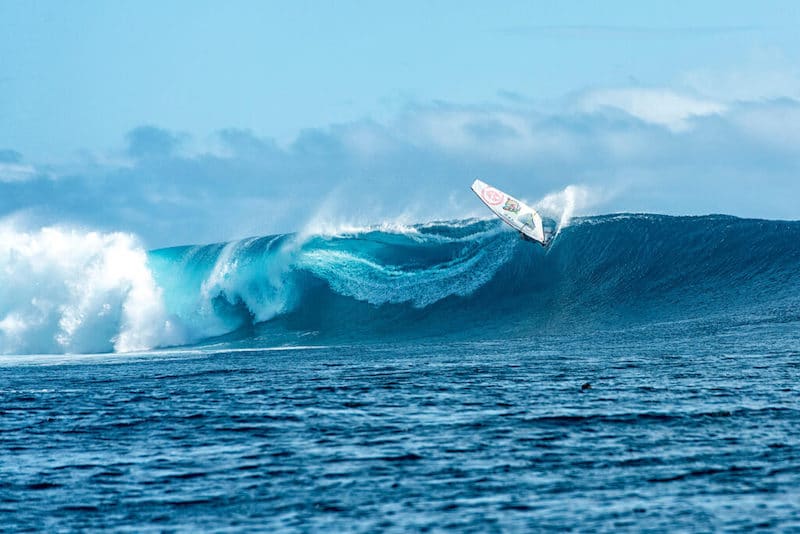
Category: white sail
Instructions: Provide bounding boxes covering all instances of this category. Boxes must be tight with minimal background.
[471,179,549,246]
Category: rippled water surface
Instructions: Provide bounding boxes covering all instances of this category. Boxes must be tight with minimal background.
[2,319,799,531]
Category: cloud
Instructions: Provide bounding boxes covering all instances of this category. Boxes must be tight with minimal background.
[0,149,23,163]
[0,163,36,183]
[126,125,186,160]
[577,88,726,131]
[218,128,281,158]
[396,106,577,163]
[0,150,36,183]
[1,88,799,247]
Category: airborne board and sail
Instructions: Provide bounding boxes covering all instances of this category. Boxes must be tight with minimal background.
[471,179,553,246]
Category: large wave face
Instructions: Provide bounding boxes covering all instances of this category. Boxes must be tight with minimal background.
[1,215,799,354]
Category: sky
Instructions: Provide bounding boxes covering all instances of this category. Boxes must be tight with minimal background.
[1,0,799,247]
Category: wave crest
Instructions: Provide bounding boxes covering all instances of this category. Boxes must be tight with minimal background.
[2,214,799,355]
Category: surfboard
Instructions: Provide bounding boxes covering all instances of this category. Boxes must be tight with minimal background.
[471,179,551,246]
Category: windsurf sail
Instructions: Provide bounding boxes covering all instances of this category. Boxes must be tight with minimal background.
[471,179,552,246]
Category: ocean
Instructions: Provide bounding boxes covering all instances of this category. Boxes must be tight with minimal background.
[2,214,799,531]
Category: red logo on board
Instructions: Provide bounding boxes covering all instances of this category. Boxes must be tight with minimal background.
[482,187,504,206]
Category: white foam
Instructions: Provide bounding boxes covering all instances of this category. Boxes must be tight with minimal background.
[199,235,294,325]
[300,215,424,240]
[297,231,513,308]
[0,222,184,354]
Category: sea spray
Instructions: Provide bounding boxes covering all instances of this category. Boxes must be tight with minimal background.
[535,184,602,237]
[0,223,183,354]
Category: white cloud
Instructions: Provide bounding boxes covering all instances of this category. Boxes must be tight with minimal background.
[0,162,36,183]
[577,88,725,131]
[401,107,576,163]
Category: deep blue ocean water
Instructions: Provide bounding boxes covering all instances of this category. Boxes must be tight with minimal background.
[2,214,799,530]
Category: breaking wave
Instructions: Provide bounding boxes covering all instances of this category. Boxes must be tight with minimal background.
[1,214,799,354]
